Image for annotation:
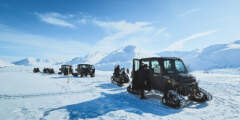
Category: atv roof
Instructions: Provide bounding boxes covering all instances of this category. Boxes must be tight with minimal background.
[62,64,72,66]
[136,57,182,61]
[77,64,92,66]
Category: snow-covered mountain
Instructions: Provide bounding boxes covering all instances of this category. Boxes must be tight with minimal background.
[12,57,55,67]
[158,40,240,70]
[95,45,136,70]
[65,51,107,65]
[95,45,157,70]
[63,45,157,71]
[0,59,13,67]
[12,40,240,71]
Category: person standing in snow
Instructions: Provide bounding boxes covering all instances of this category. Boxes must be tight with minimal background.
[114,65,120,77]
[136,64,151,99]
[126,68,129,74]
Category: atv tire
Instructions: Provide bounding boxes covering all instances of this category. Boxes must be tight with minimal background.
[72,73,78,77]
[162,90,183,108]
[189,88,212,102]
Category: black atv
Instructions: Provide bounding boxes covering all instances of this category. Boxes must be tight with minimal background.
[127,57,212,108]
[111,68,130,87]
[58,65,73,75]
[43,68,55,74]
[75,64,95,77]
[33,68,40,73]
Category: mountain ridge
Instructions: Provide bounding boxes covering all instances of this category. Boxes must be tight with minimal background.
[12,40,240,71]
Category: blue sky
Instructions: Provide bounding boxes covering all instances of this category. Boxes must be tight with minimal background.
[1,0,240,61]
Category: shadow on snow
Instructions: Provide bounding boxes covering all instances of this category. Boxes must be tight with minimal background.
[51,76,93,79]
[41,83,208,120]
[96,83,125,91]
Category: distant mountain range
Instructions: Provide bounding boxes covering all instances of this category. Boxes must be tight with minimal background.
[12,40,240,71]
[12,57,66,67]
[0,59,13,67]
[65,51,107,65]
[157,40,240,70]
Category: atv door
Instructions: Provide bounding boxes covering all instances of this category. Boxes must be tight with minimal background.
[150,60,164,91]
[132,59,140,79]
[131,59,140,89]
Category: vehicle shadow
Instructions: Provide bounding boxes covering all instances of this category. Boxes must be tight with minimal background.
[41,91,182,120]
[51,76,82,79]
[96,83,125,91]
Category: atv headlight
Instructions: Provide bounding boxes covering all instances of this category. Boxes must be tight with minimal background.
[168,79,176,86]
[168,80,171,83]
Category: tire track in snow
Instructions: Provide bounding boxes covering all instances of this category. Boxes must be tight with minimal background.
[0,90,87,100]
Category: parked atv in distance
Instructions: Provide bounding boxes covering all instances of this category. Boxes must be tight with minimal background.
[58,65,73,75]
[127,57,212,108]
[33,68,40,73]
[75,64,95,77]
[43,68,55,74]
[111,65,130,87]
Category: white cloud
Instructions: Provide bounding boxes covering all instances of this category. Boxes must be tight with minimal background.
[93,20,151,32]
[165,30,217,51]
[0,27,91,57]
[0,19,169,57]
[36,12,75,28]
[92,20,167,52]
[179,8,200,17]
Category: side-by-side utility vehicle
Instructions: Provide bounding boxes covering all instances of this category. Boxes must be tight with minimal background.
[75,64,95,77]
[127,57,212,108]
[58,65,73,75]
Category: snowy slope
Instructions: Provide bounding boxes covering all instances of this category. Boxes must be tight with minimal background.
[63,45,157,71]
[95,45,157,71]
[192,40,240,70]
[0,66,240,120]
[13,57,55,67]
[0,59,13,67]
[96,45,136,70]
[65,51,107,65]
[158,40,240,70]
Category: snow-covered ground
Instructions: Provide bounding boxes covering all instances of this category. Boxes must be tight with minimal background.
[0,66,240,120]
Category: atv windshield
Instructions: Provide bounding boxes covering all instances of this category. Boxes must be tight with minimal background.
[90,65,95,69]
[79,65,90,68]
[163,59,187,74]
[62,65,71,69]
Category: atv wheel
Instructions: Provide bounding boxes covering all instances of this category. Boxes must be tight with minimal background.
[162,96,167,105]
[162,90,182,108]
[190,88,212,102]
[80,74,83,77]
[72,73,78,77]
[127,85,140,95]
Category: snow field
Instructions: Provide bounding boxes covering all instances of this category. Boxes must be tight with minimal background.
[0,67,239,120]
